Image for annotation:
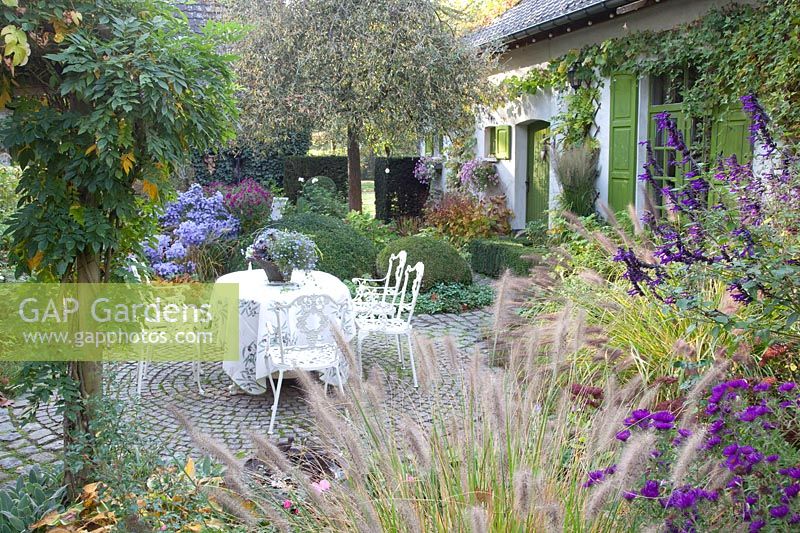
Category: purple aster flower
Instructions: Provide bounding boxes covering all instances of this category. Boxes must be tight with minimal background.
[780,467,800,479]
[779,382,797,393]
[727,379,749,389]
[652,411,675,423]
[771,505,790,519]
[640,480,660,498]
[785,484,800,499]
[753,382,771,392]
[727,476,743,489]
[616,429,631,442]
[767,454,781,463]
[624,408,652,428]
[723,444,739,457]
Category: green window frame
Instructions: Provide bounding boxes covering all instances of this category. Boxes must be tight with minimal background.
[647,73,707,210]
[424,135,445,157]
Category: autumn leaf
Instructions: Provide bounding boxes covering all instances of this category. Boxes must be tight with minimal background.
[142,179,158,200]
[85,143,97,156]
[29,510,61,529]
[27,250,43,270]
[69,204,85,225]
[120,152,135,175]
[184,456,196,479]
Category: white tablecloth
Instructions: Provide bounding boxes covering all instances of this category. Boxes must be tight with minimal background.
[217,269,355,394]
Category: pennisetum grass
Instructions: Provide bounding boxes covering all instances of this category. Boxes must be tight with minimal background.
[167,270,739,532]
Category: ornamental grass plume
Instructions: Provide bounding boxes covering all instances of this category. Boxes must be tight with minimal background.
[167,405,249,497]
[586,432,657,518]
[669,428,708,486]
[201,486,261,529]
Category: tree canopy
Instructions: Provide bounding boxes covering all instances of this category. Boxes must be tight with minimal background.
[232,0,497,210]
[0,0,239,495]
[1,0,239,281]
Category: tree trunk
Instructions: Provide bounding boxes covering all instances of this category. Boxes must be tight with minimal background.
[63,251,103,500]
[347,127,363,212]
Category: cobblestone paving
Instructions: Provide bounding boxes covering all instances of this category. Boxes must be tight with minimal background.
[0,310,492,488]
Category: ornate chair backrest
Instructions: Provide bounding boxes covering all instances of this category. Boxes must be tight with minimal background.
[394,262,425,325]
[269,294,347,366]
[383,250,407,303]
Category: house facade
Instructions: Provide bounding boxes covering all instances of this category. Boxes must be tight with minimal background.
[460,0,757,230]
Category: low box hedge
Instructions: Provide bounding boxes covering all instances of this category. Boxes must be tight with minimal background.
[468,238,535,277]
[284,156,348,202]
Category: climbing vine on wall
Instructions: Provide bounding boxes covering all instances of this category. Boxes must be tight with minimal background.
[504,0,800,145]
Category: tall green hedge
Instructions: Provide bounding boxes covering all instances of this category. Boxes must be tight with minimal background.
[468,238,535,277]
[191,131,311,186]
[284,156,349,202]
[374,157,430,222]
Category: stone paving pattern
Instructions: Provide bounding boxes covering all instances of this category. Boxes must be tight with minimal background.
[0,310,492,488]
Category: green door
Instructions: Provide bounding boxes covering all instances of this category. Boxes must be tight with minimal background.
[608,73,639,212]
[526,124,550,223]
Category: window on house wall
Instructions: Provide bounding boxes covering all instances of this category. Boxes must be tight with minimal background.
[647,71,710,209]
[485,125,512,160]
[423,135,445,156]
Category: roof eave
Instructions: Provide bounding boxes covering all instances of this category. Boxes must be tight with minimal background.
[474,0,661,49]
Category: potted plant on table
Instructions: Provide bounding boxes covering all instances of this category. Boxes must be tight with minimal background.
[245,228,319,283]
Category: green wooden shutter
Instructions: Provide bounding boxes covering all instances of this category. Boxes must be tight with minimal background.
[608,73,639,212]
[496,126,511,160]
[711,107,751,164]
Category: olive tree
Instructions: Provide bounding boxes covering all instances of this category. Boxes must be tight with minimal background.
[233,0,496,211]
[0,0,238,495]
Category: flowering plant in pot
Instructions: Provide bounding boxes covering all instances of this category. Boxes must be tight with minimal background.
[458,158,500,194]
[245,229,318,283]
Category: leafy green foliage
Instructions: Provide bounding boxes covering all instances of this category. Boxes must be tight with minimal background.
[291,177,348,218]
[415,282,494,315]
[467,238,535,277]
[377,235,471,292]
[0,467,64,533]
[344,210,398,250]
[552,85,600,150]
[271,212,377,279]
[1,0,239,280]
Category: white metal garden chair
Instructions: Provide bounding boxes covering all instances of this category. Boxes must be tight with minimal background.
[266,294,349,435]
[352,250,407,318]
[355,262,425,388]
[131,266,204,396]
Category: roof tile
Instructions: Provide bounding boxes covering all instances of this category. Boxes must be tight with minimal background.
[470,0,612,46]
[175,1,222,32]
